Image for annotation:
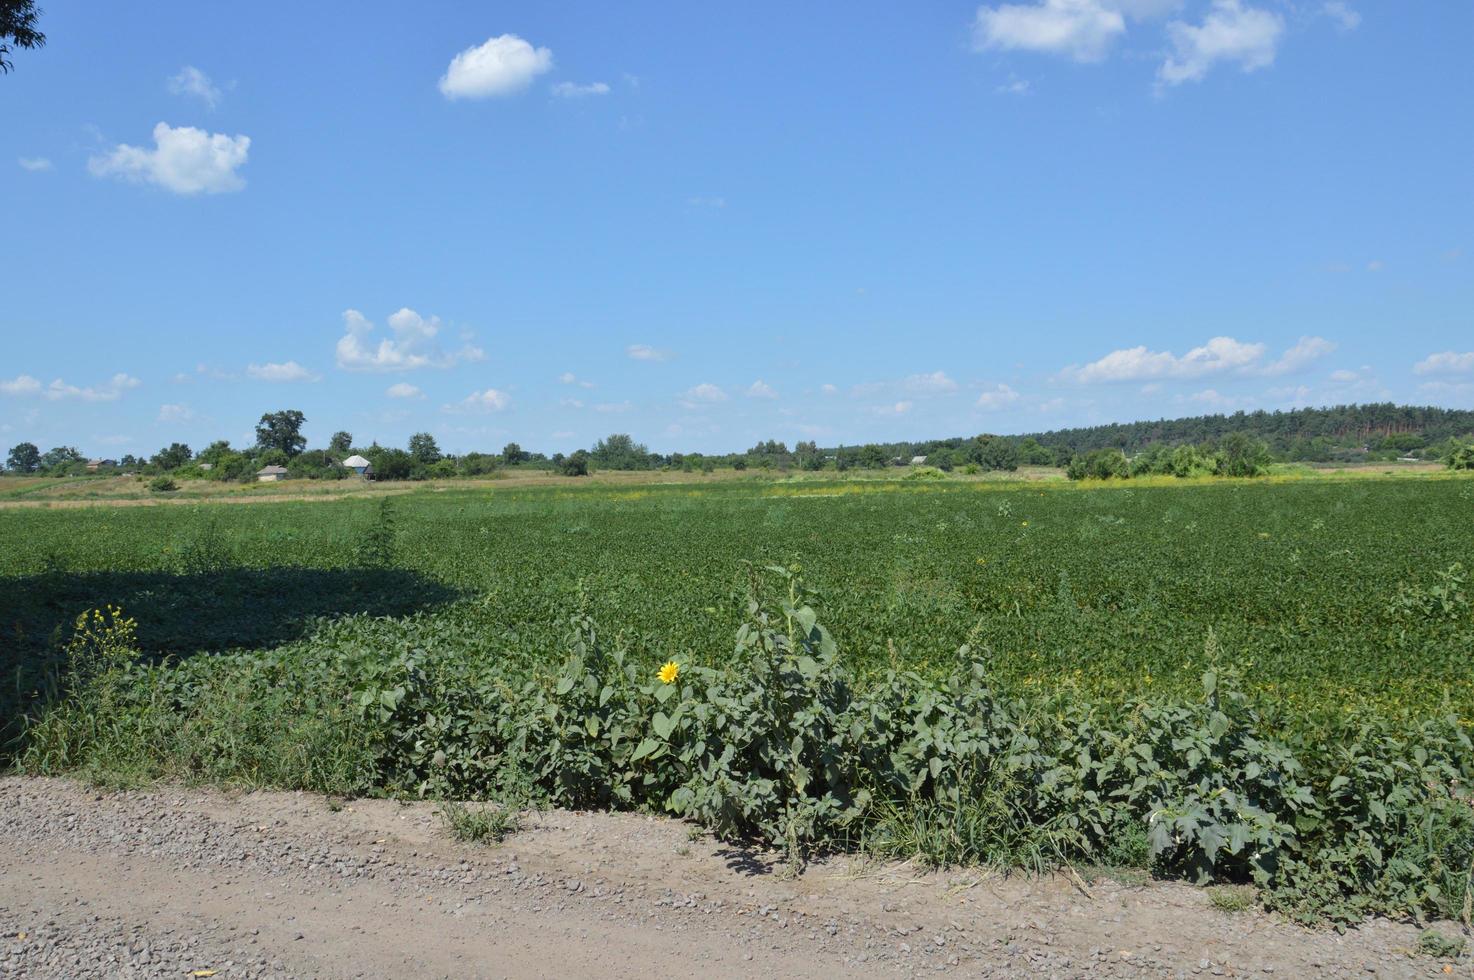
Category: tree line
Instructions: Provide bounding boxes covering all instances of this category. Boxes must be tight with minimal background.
[6,402,1474,481]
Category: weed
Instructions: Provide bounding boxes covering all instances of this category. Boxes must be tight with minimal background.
[438,801,520,845]
[1207,885,1256,913]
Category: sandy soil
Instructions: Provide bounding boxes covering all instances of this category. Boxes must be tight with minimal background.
[1,777,1466,979]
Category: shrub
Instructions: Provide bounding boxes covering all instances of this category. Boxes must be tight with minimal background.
[148,476,177,493]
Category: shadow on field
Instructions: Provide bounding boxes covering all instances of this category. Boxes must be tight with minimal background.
[0,565,458,753]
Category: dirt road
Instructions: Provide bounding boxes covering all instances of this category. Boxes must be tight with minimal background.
[0,777,1463,978]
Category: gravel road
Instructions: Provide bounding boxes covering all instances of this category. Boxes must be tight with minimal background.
[1,777,1466,978]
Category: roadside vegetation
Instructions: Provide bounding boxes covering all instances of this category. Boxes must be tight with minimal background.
[3,474,1471,927]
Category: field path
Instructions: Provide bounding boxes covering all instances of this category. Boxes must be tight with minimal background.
[0,777,1461,978]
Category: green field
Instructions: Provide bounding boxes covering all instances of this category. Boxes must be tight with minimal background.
[4,473,1472,923]
[4,474,1471,714]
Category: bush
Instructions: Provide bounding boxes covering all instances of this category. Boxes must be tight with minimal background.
[148,476,178,493]
[22,572,1474,925]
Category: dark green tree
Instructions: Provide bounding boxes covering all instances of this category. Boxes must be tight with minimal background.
[329,431,353,453]
[255,410,307,458]
[561,449,590,476]
[6,441,39,473]
[40,446,83,470]
[1,0,45,74]
[151,443,193,470]
[408,431,441,464]
[502,442,528,464]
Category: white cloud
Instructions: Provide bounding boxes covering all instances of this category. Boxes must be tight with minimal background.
[1,374,42,396]
[820,383,838,395]
[336,308,484,372]
[973,0,1126,63]
[627,344,672,362]
[560,397,585,409]
[439,34,553,99]
[996,77,1032,95]
[17,157,51,172]
[881,401,914,415]
[168,66,223,109]
[157,403,194,423]
[1066,336,1265,383]
[1322,1,1360,31]
[904,370,958,394]
[681,383,728,406]
[1188,388,1239,408]
[450,389,511,412]
[386,382,423,398]
[1262,336,1335,376]
[44,373,141,402]
[1414,351,1474,376]
[746,380,778,399]
[247,361,319,383]
[552,81,610,98]
[1158,0,1284,87]
[88,122,250,195]
[1328,369,1359,383]
[559,371,595,388]
[975,383,1020,409]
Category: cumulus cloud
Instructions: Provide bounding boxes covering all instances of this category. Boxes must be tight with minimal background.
[157,403,194,423]
[877,401,914,416]
[1414,351,1474,376]
[746,380,778,399]
[1328,369,1359,383]
[1262,336,1335,376]
[976,383,1021,409]
[17,157,51,172]
[973,0,1126,62]
[1157,0,1284,87]
[627,344,672,362]
[386,382,423,398]
[44,373,141,402]
[247,361,319,382]
[552,81,610,98]
[439,34,553,99]
[1,374,42,396]
[1322,1,1360,31]
[449,388,511,412]
[680,383,728,407]
[168,66,223,109]
[1065,336,1266,383]
[336,308,484,372]
[89,122,250,195]
[559,371,596,388]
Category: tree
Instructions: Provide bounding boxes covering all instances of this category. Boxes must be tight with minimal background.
[1,0,45,74]
[560,450,590,476]
[1216,432,1271,478]
[151,443,193,471]
[329,431,353,454]
[591,433,649,470]
[6,441,39,473]
[408,432,441,464]
[40,446,83,471]
[198,440,234,465]
[1445,443,1474,471]
[256,410,307,458]
[502,442,528,465]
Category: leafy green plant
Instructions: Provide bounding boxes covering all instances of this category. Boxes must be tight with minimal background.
[439,800,520,844]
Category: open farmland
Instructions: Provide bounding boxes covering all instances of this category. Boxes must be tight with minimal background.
[3,474,1471,715]
[3,472,1472,933]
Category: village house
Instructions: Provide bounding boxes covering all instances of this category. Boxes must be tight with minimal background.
[256,464,288,483]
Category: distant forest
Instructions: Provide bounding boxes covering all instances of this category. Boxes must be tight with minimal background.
[1016,403,1474,458]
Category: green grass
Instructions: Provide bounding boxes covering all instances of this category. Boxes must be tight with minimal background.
[438,801,521,844]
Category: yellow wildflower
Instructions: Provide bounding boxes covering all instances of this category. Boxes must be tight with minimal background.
[658,661,680,684]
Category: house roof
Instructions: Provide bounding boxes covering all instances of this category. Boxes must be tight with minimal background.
[257,465,289,475]
[343,454,372,468]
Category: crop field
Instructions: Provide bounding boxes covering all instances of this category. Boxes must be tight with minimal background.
[4,472,1472,924]
[3,474,1471,713]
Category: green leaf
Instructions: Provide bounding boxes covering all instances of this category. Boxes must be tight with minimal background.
[632,737,660,761]
[555,676,575,696]
[653,711,673,739]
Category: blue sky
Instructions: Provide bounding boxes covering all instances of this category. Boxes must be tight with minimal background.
[2,1,1470,457]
